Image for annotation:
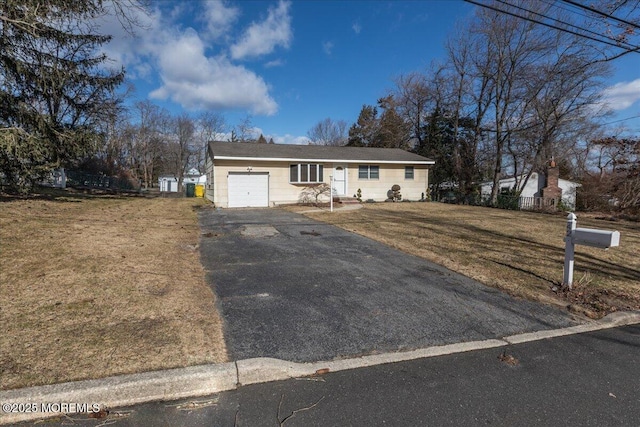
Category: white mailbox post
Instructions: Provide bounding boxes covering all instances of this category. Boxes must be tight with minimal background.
[563,213,620,289]
[329,175,334,213]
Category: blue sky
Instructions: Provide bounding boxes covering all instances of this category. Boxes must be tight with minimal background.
[100,0,640,143]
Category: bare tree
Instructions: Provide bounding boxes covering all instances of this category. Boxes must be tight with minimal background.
[92,107,135,178]
[307,118,349,146]
[299,183,331,205]
[462,1,611,204]
[393,72,434,151]
[475,4,547,203]
[578,136,640,212]
[196,111,226,171]
[234,115,255,142]
[387,1,608,205]
[167,114,195,189]
[466,0,640,61]
[127,101,170,188]
[487,5,611,194]
[445,29,492,197]
[515,43,609,193]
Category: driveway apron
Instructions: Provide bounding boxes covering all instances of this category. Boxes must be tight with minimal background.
[198,208,576,363]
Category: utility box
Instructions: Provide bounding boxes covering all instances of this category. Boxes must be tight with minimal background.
[572,228,620,249]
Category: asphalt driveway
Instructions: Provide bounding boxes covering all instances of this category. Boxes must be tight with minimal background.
[198,208,576,363]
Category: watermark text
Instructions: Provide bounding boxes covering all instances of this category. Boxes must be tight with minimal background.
[2,402,102,414]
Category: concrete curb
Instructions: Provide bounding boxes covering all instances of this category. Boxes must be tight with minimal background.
[503,310,640,344]
[237,339,507,386]
[2,311,639,425]
[0,363,238,425]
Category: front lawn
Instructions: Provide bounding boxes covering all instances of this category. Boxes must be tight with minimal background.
[0,190,227,390]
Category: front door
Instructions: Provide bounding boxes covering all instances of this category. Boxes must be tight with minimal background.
[333,164,347,196]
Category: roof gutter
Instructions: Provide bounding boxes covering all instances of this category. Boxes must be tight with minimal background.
[213,156,435,165]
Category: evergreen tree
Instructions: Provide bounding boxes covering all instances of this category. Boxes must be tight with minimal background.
[417,108,478,199]
[347,105,378,147]
[0,0,127,192]
[375,96,410,149]
[229,130,239,143]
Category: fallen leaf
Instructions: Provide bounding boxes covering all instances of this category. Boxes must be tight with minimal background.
[88,409,109,419]
[498,350,519,366]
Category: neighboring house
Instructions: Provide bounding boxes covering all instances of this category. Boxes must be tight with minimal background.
[159,168,206,192]
[205,141,435,208]
[480,161,580,209]
[158,175,178,192]
[184,168,207,187]
[39,168,67,188]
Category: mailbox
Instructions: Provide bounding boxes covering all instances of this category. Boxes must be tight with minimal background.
[572,228,620,249]
[563,213,621,289]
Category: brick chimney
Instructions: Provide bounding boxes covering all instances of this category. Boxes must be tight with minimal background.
[542,158,562,200]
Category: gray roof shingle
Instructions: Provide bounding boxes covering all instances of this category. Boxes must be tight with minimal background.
[208,141,434,164]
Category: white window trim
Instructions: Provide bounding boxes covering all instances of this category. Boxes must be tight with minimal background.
[405,166,414,180]
[358,165,379,180]
[289,163,324,184]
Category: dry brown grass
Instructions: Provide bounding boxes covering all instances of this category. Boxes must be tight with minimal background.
[0,189,227,390]
[298,203,640,318]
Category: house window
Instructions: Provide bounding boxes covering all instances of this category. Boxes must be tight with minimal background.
[358,165,379,180]
[290,164,324,183]
[405,166,414,180]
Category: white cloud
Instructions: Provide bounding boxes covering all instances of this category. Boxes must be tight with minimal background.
[203,0,239,40]
[95,2,279,116]
[601,79,640,111]
[264,59,285,68]
[149,30,277,115]
[272,134,310,145]
[132,62,153,79]
[95,2,161,76]
[322,41,334,56]
[352,22,361,34]
[211,127,309,145]
[230,0,292,60]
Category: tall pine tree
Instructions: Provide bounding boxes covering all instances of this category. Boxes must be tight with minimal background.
[0,0,126,191]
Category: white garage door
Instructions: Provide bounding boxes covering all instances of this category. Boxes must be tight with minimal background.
[228,173,269,208]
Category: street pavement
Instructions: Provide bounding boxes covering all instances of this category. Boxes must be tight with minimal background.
[198,208,576,362]
[22,324,640,426]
